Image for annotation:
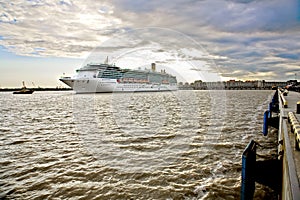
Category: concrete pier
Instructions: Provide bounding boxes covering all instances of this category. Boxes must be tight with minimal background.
[278,90,300,199]
[241,90,300,199]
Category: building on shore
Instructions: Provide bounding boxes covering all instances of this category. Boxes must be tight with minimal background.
[189,80,296,90]
[178,82,194,90]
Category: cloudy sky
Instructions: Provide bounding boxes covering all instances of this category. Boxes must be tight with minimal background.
[0,0,300,87]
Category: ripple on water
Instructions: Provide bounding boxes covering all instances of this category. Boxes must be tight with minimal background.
[0,90,276,199]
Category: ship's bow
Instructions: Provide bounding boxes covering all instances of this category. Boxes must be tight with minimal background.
[59,77,74,88]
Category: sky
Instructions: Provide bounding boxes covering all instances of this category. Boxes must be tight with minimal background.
[0,0,300,88]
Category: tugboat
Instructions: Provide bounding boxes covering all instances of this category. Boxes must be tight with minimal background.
[13,81,34,94]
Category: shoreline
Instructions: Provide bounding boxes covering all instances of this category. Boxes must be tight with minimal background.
[0,88,72,92]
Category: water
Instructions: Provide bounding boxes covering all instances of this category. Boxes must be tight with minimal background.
[0,90,277,199]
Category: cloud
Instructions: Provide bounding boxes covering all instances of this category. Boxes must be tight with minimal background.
[0,0,300,81]
[0,0,123,57]
[276,53,300,60]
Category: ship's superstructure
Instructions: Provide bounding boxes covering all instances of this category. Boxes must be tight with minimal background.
[59,63,178,93]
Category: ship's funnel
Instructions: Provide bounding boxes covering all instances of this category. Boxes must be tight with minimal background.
[151,63,156,72]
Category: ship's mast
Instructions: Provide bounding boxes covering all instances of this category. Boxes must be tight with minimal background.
[104,56,109,64]
[22,81,26,88]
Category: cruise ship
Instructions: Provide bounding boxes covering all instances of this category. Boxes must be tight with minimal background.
[59,62,178,93]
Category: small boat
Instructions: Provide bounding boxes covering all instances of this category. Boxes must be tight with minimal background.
[13,81,34,94]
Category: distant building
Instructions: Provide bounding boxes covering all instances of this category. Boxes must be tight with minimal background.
[287,80,298,85]
[192,80,289,90]
[178,82,193,90]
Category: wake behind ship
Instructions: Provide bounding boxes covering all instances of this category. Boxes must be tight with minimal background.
[59,62,178,93]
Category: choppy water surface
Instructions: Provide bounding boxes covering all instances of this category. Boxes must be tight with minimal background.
[0,90,277,199]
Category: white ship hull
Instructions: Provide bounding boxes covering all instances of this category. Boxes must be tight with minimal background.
[60,78,178,93]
